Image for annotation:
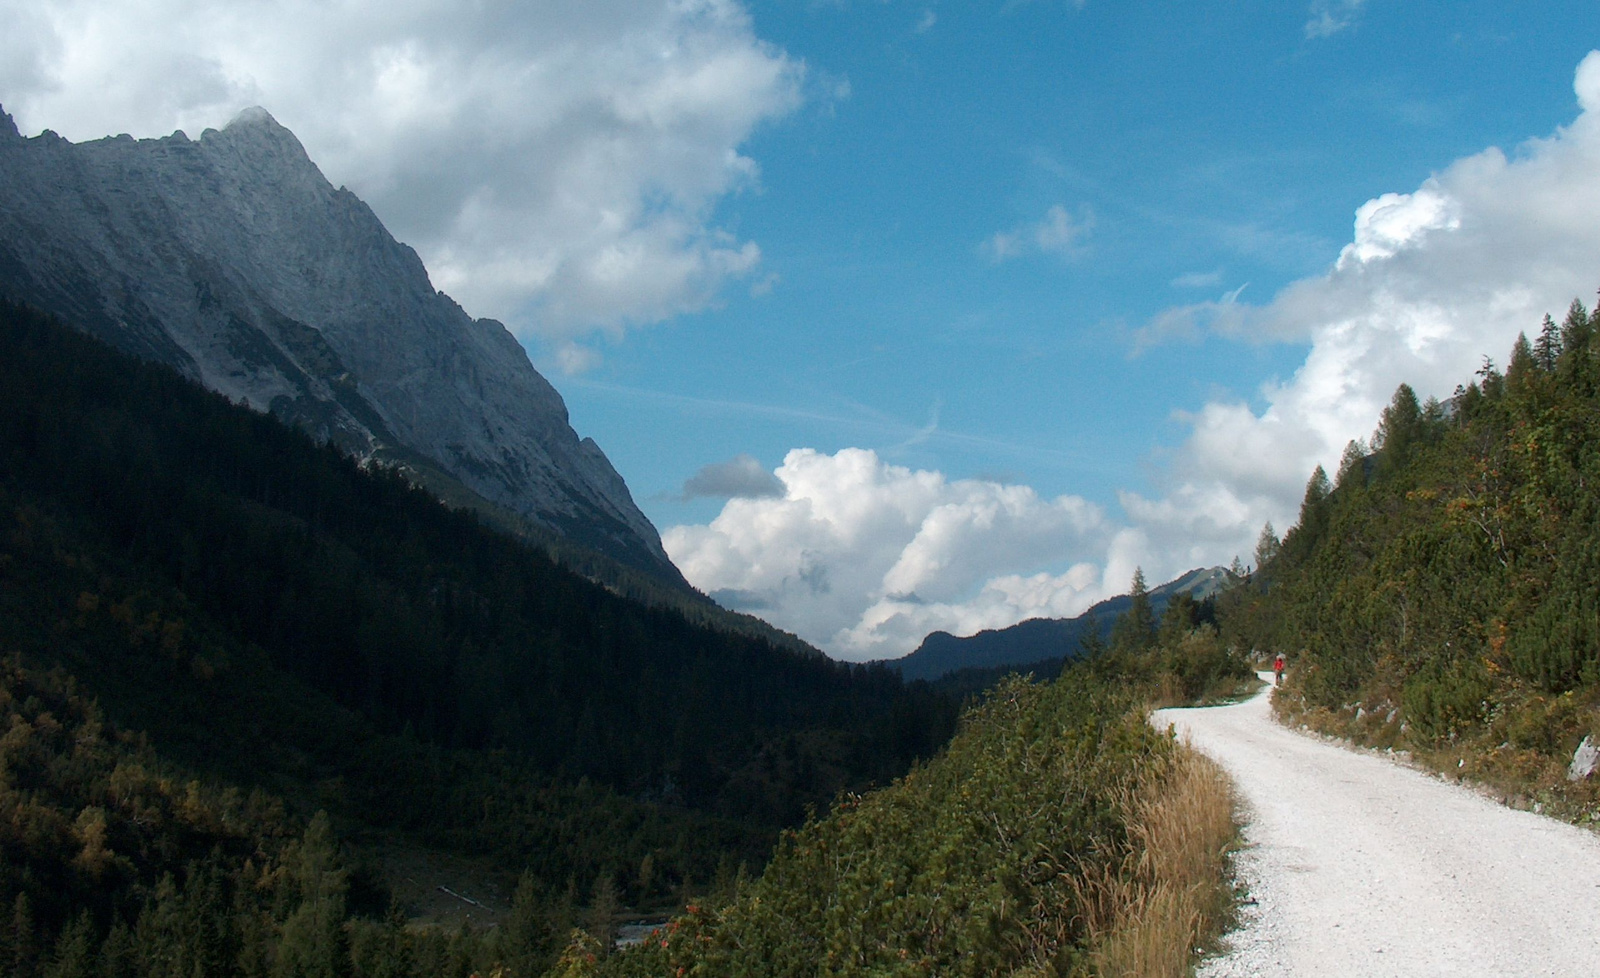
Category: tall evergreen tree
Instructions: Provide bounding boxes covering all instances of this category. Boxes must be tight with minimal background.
[1110,569,1156,654]
[1534,314,1562,371]
[1375,384,1424,470]
[1253,523,1280,572]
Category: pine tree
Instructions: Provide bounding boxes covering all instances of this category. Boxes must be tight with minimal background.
[1376,383,1426,470]
[497,872,554,978]
[1110,569,1156,654]
[1534,314,1561,371]
[43,912,95,978]
[583,872,619,959]
[98,923,138,978]
[273,813,351,978]
[1253,523,1280,572]
[1335,440,1367,489]
[9,892,39,978]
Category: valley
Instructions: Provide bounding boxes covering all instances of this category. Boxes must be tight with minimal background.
[4,56,1600,976]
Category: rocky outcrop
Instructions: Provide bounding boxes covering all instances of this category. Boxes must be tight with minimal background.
[1569,734,1598,781]
[0,106,678,580]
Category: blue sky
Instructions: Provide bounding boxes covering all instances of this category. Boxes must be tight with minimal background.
[567,0,1593,518]
[6,1,1600,657]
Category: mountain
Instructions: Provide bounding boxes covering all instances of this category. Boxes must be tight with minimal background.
[892,566,1234,682]
[0,105,677,582]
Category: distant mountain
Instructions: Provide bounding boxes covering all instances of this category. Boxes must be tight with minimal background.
[892,567,1234,682]
[0,105,678,582]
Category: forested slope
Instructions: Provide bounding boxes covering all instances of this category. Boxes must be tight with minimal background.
[0,299,960,972]
[1225,297,1600,819]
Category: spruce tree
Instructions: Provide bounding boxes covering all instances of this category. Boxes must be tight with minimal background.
[1534,314,1561,371]
[1110,569,1156,654]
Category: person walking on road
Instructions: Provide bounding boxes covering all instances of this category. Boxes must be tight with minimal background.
[1273,652,1285,687]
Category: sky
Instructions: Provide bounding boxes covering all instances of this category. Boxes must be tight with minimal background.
[4,1,1600,660]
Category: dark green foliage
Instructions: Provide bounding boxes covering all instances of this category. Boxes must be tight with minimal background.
[1401,657,1492,741]
[585,668,1178,978]
[0,298,954,826]
[0,299,962,975]
[1108,567,1155,654]
[1230,294,1600,807]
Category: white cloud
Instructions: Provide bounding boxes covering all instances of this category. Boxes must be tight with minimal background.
[663,448,1110,660]
[1304,0,1367,39]
[1134,47,1600,583]
[0,0,802,348]
[670,52,1600,661]
[982,205,1092,262]
[1132,283,1249,350]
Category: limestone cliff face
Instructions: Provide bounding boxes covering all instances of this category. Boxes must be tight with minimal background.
[0,106,677,579]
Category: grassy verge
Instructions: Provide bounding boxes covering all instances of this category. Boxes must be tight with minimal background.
[1273,677,1600,827]
[1077,745,1238,977]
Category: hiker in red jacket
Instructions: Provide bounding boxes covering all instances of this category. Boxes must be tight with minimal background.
[1273,652,1285,687]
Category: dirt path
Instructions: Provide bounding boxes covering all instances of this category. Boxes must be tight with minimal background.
[1154,676,1600,977]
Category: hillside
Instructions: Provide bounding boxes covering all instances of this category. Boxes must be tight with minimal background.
[0,299,961,968]
[539,556,1254,976]
[895,567,1233,683]
[1223,297,1600,818]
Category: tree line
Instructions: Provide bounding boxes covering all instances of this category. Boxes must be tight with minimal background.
[1224,295,1600,818]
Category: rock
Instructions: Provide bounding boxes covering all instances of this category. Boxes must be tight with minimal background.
[0,105,680,582]
[1568,735,1599,781]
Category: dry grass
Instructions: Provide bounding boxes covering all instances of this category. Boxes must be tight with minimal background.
[1070,743,1238,978]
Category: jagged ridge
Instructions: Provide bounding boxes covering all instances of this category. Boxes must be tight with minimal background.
[0,105,677,581]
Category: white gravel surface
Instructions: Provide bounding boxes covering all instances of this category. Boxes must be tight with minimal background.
[1154,675,1600,977]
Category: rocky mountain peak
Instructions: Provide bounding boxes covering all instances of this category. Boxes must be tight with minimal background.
[0,105,681,583]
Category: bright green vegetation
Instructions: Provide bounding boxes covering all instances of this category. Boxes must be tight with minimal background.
[1226,297,1600,821]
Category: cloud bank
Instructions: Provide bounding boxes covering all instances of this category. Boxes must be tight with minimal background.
[669,52,1600,660]
[664,449,1109,658]
[0,0,802,358]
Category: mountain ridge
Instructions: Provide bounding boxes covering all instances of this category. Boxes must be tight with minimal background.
[891,566,1234,682]
[0,104,678,582]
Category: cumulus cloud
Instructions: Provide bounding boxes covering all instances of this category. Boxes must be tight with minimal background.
[663,448,1109,659]
[0,0,802,348]
[670,52,1600,661]
[680,454,784,500]
[1125,47,1600,588]
[982,205,1092,262]
[1304,0,1368,39]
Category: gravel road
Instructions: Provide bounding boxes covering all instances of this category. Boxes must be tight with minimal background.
[1154,675,1600,977]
